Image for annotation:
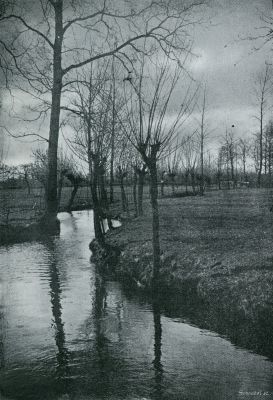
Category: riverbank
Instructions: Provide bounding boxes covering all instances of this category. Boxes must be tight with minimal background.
[92,188,273,356]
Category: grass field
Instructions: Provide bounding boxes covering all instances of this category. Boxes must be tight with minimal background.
[105,188,273,325]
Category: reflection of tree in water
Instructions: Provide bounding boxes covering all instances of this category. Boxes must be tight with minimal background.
[77,272,129,398]
[92,272,111,396]
[152,300,164,400]
[116,299,123,343]
[68,214,78,232]
[45,239,70,395]
[0,311,5,369]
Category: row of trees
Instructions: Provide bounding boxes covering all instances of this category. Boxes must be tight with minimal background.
[2,1,273,289]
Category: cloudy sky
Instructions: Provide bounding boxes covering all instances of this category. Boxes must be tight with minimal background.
[190,0,272,135]
[1,0,273,165]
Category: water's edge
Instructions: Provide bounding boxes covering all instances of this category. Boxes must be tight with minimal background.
[90,235,273,362]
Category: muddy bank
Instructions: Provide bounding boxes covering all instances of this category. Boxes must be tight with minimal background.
[90,189,273,359]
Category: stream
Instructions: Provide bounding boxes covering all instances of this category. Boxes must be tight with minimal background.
[0,210,273,400]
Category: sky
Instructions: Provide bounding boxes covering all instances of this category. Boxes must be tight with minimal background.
[1,0,273,165]
[190,0,272,135]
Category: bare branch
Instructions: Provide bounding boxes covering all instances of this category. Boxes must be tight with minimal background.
[0,14,54,48]
[1,125,49,143]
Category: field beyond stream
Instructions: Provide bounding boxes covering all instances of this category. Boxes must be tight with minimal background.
[95,188,273,359]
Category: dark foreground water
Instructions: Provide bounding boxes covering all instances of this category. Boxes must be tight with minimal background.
[0,211,273,400]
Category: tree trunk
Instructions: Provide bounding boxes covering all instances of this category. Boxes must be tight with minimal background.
[109,146,115,204]
[200,127,204,196]
[229,146,235,186]
[258,108,263,188]
[226,157,230,189]
[200,88,206,196]
[243,154,246,182]
[269,140,272,181]
[90,159,104,245]
[46,1,63,219]
[149,160,160,290]
[133,167,138,217]
[57,171,65,211]
[137,167,146,216]
[200,142,204,195]
[191,171,196,193]
[99,167,108,209]
[118,168,128,212]
[99,165,113,230]
[110,64,116,204]
[264,132,268,177]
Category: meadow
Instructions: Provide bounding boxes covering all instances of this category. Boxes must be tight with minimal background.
[105,188,273,340]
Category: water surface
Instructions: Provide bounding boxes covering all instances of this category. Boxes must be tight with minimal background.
[0,210,273,400]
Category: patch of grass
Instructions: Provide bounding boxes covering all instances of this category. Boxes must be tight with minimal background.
[105,188,273,314]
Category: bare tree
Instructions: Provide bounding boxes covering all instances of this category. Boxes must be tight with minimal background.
[166,145,180,195]
[238,138,249,182]
[251,134,260,177]
[198,86,208,195]
[135,163,147,216]
[180,134,198,193]
[220,129,238,188]
[253,64,272,187]
[64,64,114,244]
[122,56,196,289]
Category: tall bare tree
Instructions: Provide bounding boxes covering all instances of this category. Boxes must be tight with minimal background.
[198,86,207,195]
[123,57,196,289]
[253,64,272,187]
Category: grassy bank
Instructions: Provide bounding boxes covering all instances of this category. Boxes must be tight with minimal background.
[101,188,273,353]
